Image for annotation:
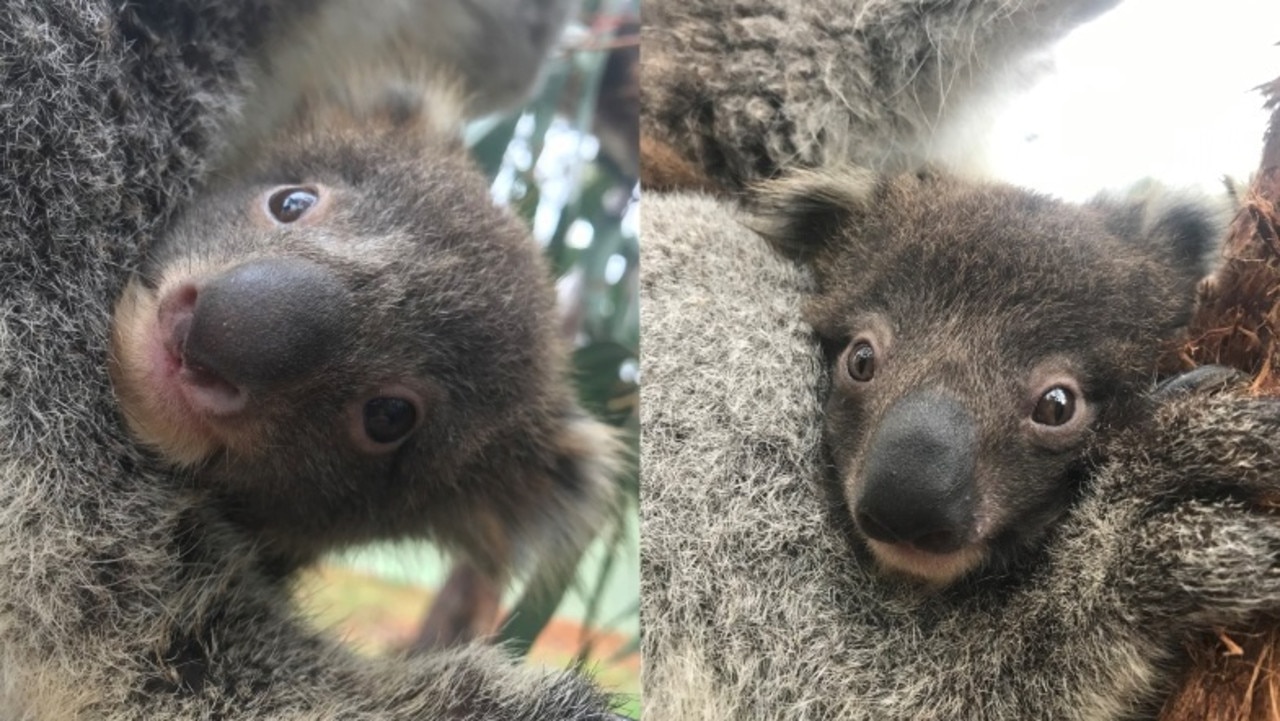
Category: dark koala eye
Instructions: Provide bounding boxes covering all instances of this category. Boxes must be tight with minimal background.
[267,186,319,223]
[1031,386,1076,426]
[844,341,876,382]
[363,397,418,444]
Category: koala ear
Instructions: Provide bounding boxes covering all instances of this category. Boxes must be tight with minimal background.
[323,72,467,137]
[1089,181,1228,281]
[538,407,626,560]
[749,167,879,262]
[1142,196,1226,276]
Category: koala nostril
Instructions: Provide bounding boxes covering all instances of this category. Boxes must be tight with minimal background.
[158,282,198,362]
[153,282,247,416]
[856,505,966,553]
[856,510,900,543]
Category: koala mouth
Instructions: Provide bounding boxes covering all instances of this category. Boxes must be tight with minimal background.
[109,278,246,467]
[156,287,249,418]
[852,493,991,586]
[862,538,989,585]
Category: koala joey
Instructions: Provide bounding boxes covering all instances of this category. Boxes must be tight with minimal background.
[108,72,621,581]
[756,168,1218,586]
[642,170,1280,719]
[0,1,627,718]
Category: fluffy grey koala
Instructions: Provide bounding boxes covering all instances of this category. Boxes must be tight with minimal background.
[642,184,1280,721]
[0,0,617,718]
[109,11,618,605]
[756,169,1218,587]
[640,0,1280,718]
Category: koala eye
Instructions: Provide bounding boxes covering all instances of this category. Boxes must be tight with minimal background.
[267,186,319,223]
[363,397,418,444]
[1031,386,1075,426]
[844,341,877,382]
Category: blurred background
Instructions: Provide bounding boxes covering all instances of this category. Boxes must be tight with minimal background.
[293,0,641,714]
[974,0,1280,199]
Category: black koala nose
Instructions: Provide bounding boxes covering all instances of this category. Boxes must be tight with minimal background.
[181,258,349,390]
[854,390,977,554]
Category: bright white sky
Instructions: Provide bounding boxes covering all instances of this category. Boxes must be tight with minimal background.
[984,0,1280,201]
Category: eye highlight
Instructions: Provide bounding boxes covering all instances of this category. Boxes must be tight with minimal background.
[1031,386,1075,426]
[267,186,319,223]
[844,340,877,382]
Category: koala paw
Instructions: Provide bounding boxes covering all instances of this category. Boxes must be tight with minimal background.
[1099,374,1280,625]
[1133,497,1280,627]
[1104,367,1274,500]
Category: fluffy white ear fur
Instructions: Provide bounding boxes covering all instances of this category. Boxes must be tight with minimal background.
[749,167,880,261]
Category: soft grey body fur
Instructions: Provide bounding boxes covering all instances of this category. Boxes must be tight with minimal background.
[237,0,577,142]
[640,0,1280,718]
[641,0,1119,188]
[0,1,611,718]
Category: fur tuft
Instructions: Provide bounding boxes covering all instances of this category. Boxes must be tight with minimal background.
[749,167,880,262]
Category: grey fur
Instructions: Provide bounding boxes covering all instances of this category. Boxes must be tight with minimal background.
[0,1,613,718]
[235,0,579,147]
[434,0,581,115]
[641,0,1120,188]
[640,0,1280,718]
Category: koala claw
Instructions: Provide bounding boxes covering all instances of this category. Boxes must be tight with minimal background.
[1151,364,1248,401]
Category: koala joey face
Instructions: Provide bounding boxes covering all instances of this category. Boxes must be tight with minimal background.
[114,181,439,463]
[110,125,571,564]
[822,316,1103,584]
[756,169,1215,586]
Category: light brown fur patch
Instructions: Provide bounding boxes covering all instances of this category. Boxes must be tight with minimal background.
[640,134,724,194]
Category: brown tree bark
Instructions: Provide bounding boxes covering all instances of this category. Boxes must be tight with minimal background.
[1159,76,1280,721]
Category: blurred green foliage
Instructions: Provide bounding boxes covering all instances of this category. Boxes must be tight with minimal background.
[467,0,639,670]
